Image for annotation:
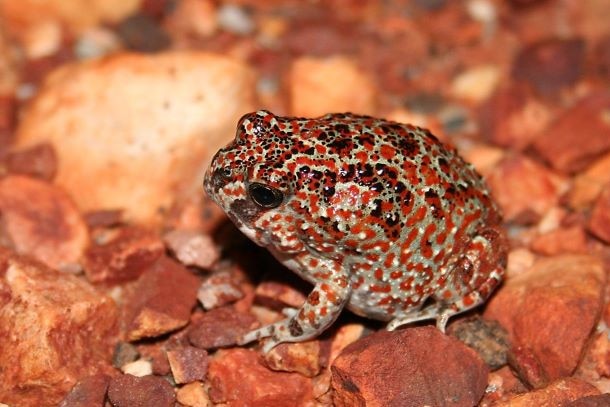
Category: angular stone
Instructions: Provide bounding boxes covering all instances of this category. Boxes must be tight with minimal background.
[208,348,313,405]
[264,340,321,377]
[123,256,201,341]
[530,225,589,255]
[588,183,610,244]
[289,56,376,117]
[487,154,566,223]
[197,265,246,310]
[83,226,164,285]
[0,175,89,270]
[493,378,599,407]
[188,306,258,350]
[513,38,585,95]
[569,152,610,210]
[331,327,488,407]
[58,374,111,407]
[533,92,610,173]
[176,381,212,407]
[567,394,610,407]
[107,374,175,407]
[15,52,255,225]
[0,248,118,406]
[254,280,307,311]
[448,316,510,370]
[485,255,605,387]
[164,229,219,269]
[2,143,57,181]
[167,346,209,384]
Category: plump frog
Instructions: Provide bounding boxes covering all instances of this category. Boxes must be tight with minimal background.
[204,110,507,352]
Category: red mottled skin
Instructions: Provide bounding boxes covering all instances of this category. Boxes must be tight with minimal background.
[205,110,507,352]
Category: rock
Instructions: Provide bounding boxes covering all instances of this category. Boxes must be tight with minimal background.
[121,359,153,377]
[0,33,18,95]
[0,248,118,407]
[15,51,255,225]
[478,84,552,149]
[448,316,510,370]
[569,152,610,210]
[208,348,313,406]
[176,381,212,407]
[197,263,246,310]
[84,209,124,228]
[188,306,258,350]
[450,64,501,103]
[112,342,140,369]
[530,225,589,255]
[331,326,489,407]
[58,374,111,407]
[116,14,171,52]
[587,183,610,244]
[264,340,321,377]
[533,92,610,173]
[83,226,165,285]
[167,346,209,384]
[289,56,376,117]
[513,38,585,95]
[107,374,175,407]
[487,154,566,223]
[481,365,528,404]
[567,394,610,407]
[123,256,201,341]
[1,143,57,181]
[485,255,605,387]
[505,248,536,279]
[164,229,220,269]
[164,0,217,41]
[254,280,307,311]
[493,378,600,407]
[0,175,89,270]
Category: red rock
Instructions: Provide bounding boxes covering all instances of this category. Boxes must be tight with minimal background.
[167,346,209,384]
[264,340,321,377]
[478,84,552,149]
[136,341,171,376]
[331,326,489,407]
[493,378,600,407]
[2,143,57,181]
[83,226,165,285]
[254,280,307,311]
[487,154,566,223]
[533,92,610,173]
[588,183,610,243]
[485,255,605,387]
[569,152,610,210]
[208,348,313,406]
[83,209,124,228]
[513,38,585,95]
[0,175,89,270]
[567,394,610,407]
[197,264,246,310]
[530,225,589,255]
[176,381,212,407]
[107,374,175,407]
[0,95,16,149]
[481,365,528,405]
[448,316,510,370]
[123,256,201,341]
[0,248,118,407]
[188,306,258,349]
[58,374,111,407]
[164,229,220,269]
[328,323,366,365]
[593,34,610,79]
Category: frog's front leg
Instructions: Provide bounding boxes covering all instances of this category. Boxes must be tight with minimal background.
[238,257,350,353]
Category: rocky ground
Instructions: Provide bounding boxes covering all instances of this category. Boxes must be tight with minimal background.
[0,0,609,406]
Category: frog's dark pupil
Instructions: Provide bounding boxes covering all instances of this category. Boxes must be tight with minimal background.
[249,183,283,208]
[220,168,232,179]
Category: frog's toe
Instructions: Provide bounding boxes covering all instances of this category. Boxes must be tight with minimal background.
[238,324,275,346]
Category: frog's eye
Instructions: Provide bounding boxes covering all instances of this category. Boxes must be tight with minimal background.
[248,183,283,208]
[218,168,232,180]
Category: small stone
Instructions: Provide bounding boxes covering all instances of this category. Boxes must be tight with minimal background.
[83,209,124,228]
[107,374,175,407]
[264,340,321,377]
[513,38,585,95]
[113,342,140,369]
[254,281,307,311]
[123,256,201,341]
[569,152,610,210]
[0,175,89,270]
[188,306,259,350]
[164,229,220,269]
[448,316,510,370]
[587,183,610,244]
[208,348,313,405]
[176,382,211,407]
[533,92,610,173]
[530,225,589,255]
[116,13,171,52]
[485,255,605,387]
[83,226,165,285]
[58,374,111,407]
[567,394,610,407]
[487,154,566,223]
[2,143,57,181]
[331,327,488,407]
[164,0,217,40]
[328,323,367,365]
[197,265,245,310]
[493,378,599,407]
[289,56,376,117]
[121,359,153,377]
[167,346,209,384]
[450,64,500,102]
[217,4,254,35]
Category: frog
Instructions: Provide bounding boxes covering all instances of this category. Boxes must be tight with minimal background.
[204,110,507,353]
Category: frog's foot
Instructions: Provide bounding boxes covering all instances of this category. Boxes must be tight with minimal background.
[238,278,351,353]
[387,301,441,332]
